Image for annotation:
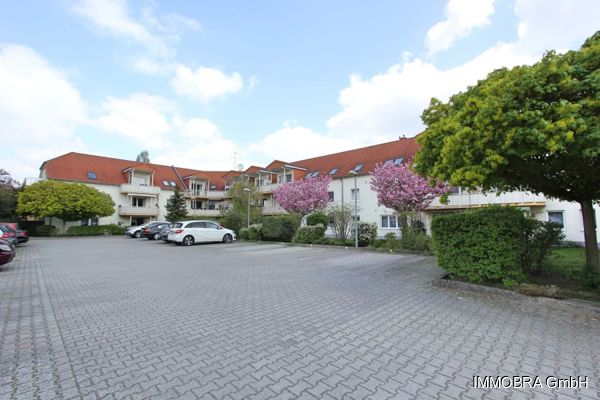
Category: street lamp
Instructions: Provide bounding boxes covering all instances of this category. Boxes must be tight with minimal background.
[349,170,358,248]
[243,188,251,228]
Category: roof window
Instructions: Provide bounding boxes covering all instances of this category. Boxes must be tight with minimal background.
[162,180,169,186]
[307,171,320,178]
[353,164,363,172]
[394,157,404,165]
[329,168,338,175]
[384,159,393,165]
[87,171,97,180]
[170,181,177,187]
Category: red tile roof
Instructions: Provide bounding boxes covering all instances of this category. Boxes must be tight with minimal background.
[41,152,234,191]
[291,137,419,179]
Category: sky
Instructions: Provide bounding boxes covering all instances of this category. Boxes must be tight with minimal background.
[1,0,599,181]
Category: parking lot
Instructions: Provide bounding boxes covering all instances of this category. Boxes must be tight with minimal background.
[0,237,599,399]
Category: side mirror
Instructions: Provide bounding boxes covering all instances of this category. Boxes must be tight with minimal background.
[217,226,223,230]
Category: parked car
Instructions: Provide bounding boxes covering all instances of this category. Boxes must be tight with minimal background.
[141,222,172,240]
[0,238,15,266]
[0,225,18,247]
[126,222,167,238]
[0,223,28,243]
[168,220,236,246]
[159,224,173,243]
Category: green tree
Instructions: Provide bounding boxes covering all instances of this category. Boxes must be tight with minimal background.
[165,186,188,222]
[0,169,19,219]
[220,180,262,233]
[415,31,600,274]
[17,180,115,230]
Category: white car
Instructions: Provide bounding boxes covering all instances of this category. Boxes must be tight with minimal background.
[168,220,236,246]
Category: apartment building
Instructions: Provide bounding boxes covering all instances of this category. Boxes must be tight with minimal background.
[39,138,599,243]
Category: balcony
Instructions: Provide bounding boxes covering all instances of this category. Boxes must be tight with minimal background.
[428,191,546,211]
[206,190,228,199]
[118,205,160,216]
[257,183,280,193]
[188,209,221,217]
[120,183,160,196]
[185,189,208,198]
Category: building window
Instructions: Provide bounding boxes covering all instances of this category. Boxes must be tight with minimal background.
[191,200,202,210]
[132,197,145,207]
[381,215,398,229]
[329,168,338,175]
[80,217,99,226]
[210,185,217,190]
[394,157,404,165]
[162,180,169,186]
[548,211,564,227]
[353,164,363,172]
[351,188,360,201]
[170,181,177,187]
[328,191,334,202]
[87,171,97,180]
[208,200,216,210]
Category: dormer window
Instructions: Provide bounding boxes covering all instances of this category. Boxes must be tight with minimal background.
[353,164,363,172]
[87,171,97,180]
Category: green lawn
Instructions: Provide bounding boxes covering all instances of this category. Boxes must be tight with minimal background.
[546,247,587,279]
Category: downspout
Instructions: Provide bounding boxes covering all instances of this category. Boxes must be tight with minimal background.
[171,166,188,190]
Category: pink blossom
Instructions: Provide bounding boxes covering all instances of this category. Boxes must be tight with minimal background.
[370,162,448,212]
[273,175,331,216]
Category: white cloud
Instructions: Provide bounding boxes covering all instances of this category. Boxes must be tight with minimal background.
[327,0,599,140]
[0,44,88,180]
[171,65,244,103]
[425,0,496,54]
[95,93,176,149]
[153,118,238,170]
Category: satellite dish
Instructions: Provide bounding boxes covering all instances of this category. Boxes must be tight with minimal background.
[237,163,244,171]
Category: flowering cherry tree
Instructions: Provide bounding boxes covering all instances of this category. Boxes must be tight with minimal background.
[273,175,331,217]
[370,162,448,229]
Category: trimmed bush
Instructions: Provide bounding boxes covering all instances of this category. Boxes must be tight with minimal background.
[66,224,125,236]
[36,225,57,237]
[238,227,249,240]
[431,206,527,286]
[262,215,300,242]
[306,211,329,227]
[247,224,263,241]
[293,225,326,244]
[351,222,378,247]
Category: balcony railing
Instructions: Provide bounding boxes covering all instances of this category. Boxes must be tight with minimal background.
[428,191,546,210]
[257,183,280,193]
[262,205,287,215]
[118,205,160,216]
[188,209,221,217]
[185,189,208,198]
[120,184,160,195]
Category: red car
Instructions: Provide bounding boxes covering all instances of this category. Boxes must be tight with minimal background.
[0,238,15,266]
[0,223,29,243]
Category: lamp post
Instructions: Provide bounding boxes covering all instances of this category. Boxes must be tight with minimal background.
[349,170,358,248]
[243,188,251,228]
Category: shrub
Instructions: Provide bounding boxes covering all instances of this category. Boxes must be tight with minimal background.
[431,206,527,286]
[306,211,329,227]
[247,224,263,241]
[238,227,249,240]
[36,225,57,237]
[262,215,300,242]
[66,224,125,236]
[522,220,565,275]
[220,211,244,235]
[293,225,326,244]
[351,222,378,247]
[400,230,433,252]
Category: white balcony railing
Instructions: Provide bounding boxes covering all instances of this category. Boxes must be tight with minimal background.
[428,191,546,210]
[257,183,280,193]
[120,183,160,195]
[206,190,228,199]
[118,205,160,216]
[188,209,221,217]
[185,189,209,198]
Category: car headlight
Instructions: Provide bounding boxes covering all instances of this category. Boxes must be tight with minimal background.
[0,243,12,251]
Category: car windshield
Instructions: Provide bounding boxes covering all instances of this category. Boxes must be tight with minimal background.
[171,223,183,228]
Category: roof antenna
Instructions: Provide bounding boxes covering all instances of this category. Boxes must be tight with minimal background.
[399,134,406,139]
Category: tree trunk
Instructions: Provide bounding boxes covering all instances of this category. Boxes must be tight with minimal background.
[580,200,600,274]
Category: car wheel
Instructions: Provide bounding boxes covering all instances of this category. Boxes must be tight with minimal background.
[134,231,141,238]
[153,233,160,240]
[182,235,194,246]
[223,234,233,243]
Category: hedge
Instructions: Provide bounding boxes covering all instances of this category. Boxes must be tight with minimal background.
[306,211,329,227]
[293,225,326,244]
[247,224,263,240]
[66,224,126,236]
[431,206,527,286]
[36,225,57,237]
[262,215,300,242]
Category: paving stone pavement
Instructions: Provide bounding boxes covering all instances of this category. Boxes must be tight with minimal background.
[0,237,599,400]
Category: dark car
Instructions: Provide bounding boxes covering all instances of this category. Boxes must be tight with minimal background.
[0,238,16,266]
[0,223,28,243]
[0,225,18,247]
[159,224,173,242]
[141,222,172,240]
